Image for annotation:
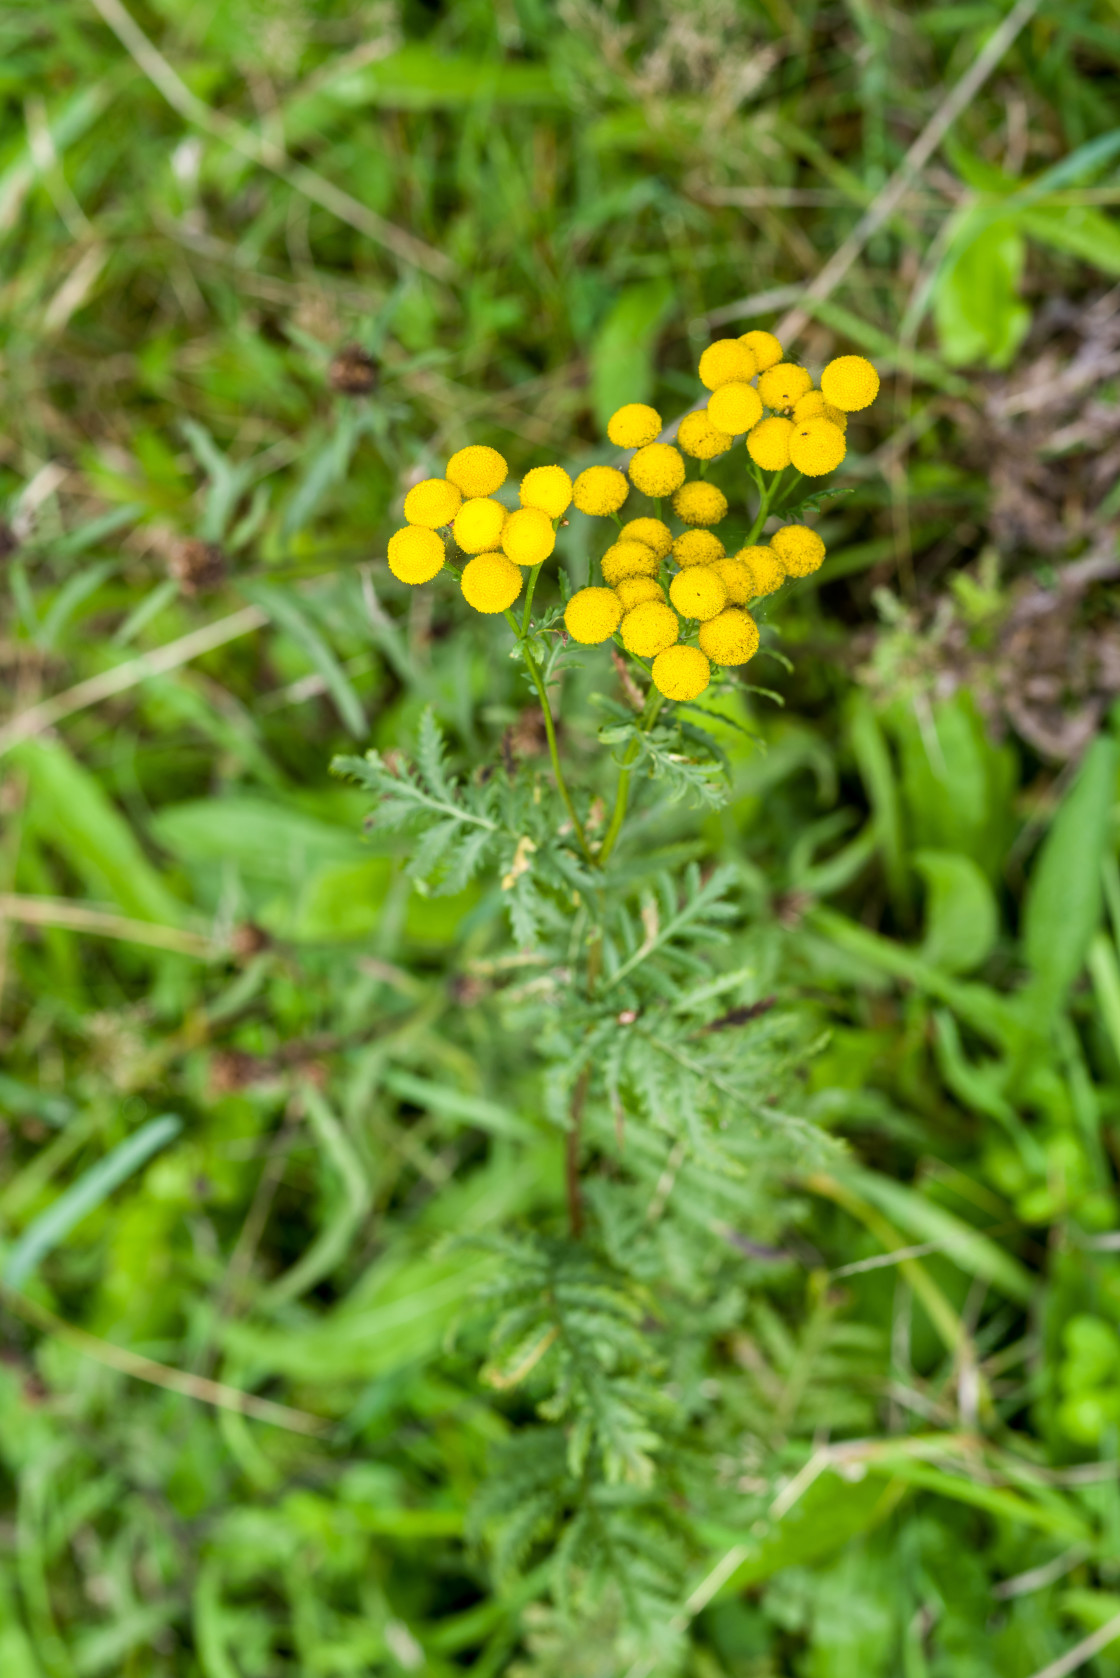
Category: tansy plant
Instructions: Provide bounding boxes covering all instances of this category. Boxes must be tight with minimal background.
[334,338,880,1650]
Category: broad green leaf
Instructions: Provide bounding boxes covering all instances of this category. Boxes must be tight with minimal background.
[933,212,1030,368]
[1022,736,1119,1018]
[283,46,567,135]
[590,280,674,432]
[848,693,908,912]
[151,796,369,880]
[704,1471,898,1593]
[2,1114,182,1290]
[888,691,1014,881]
[915,848,998,974]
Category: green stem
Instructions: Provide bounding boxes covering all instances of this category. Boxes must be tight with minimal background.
[746,468,784,544]
[598,685,664,865]
[521,561,543,635]
[504,610,593,864]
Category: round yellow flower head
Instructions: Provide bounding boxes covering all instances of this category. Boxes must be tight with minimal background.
[461,552,522,614]
[747,416,793,471]
[711,555,754,605]
[446,444,507,498]
[770,524,826,578]
[403,477,462,529]
[453,497,507,554]
[789,418,846,477]
[573,465,629,516]
[792,390,826,422]
[698,339,757,391]
[388,525,445,585]
[820,354,880,412]
[614,575,665,609]
[735,544,786,597]
[619,517,672,559]
[564,587,622,645]
[520,465,573,518]
[677,411,733,461]
[706,382,763,436]
[607,403,662,449]
[628,443,685,498]
[621,600,680,658]
[652,644,710,701]
[601,540,659,586]
[673,529,725,568]
[738,330,783,372]
[699,608,760,667]
[673,481,728,527]
[501,506,556,566]
[758,363,813,411]
[670,566,727,622]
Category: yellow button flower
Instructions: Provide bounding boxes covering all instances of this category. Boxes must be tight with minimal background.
[747,416,793,470]
[677,411,733,460]
[501,507,556,566]
[614,575,665,609]
[403,477,462,529]
[711,555,754,604]
[789,418,846,476]
[461,552,522,613]
[628,443,685,498]
[573,465,629,515]
[520,464,573,518]
[706,382,763,436]
[738,329,783,372]
[770,524,826,577]
[792,390,826,421]
[388,525,445,585]
[620,600,680,658]
[564,587,622,644]
[453,497,507,554]
[820,354,880,412]
[758,363,813,411]
[734,544,786,596]
[446,444,508,498]
[698,608,759,667]
[620,517,672,559]
[606,403,662,448]
[672,481,728,527]
[670,566,727,621]
[698,339,757,390]
[673,529,725,568]
[652,644,710,701]
[601,540,659,586]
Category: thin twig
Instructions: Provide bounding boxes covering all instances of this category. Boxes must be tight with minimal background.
[0,894,215,956]
[1026,1611,1120,1678]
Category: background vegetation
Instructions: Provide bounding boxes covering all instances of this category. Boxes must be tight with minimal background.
[3,0,1120,1671]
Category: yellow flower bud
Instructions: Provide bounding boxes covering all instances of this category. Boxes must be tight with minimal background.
[606,403,662,448]
[619,517,672,559]
[672,481,728,528]
[820,354,880,412]
[388,525,445,585]
[601,540,659,586]
[710,555,754,605]
[564,587,622,644]
[453,497,507,554]
[620,600,680,658]
[698,607,759,666]
[733,544,786,597]
[501,507,556,566]
[757,363,813,411]
[573,465,629,516]
[770,525,826,577]
[446,444,508,497]
[669,566,727,622]
[652,644,710,700]
[520,465,573,518]
[698,339,757,390]
[677,411,733,460]
[747,416,793,471]
[789,418,846,477]
[460,552,522,613]
[792,390,827,422]
[403,477,462,528]
[614,575,665,609]
[738,329,783,372]
[628,443,685,498]
[706,382,763,436]
[673,529,725,568]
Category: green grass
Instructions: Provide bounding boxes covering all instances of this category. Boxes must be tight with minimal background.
[3,0,1120,1672]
